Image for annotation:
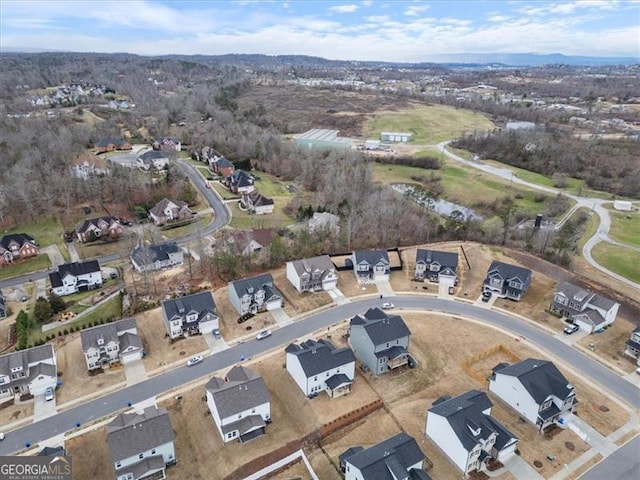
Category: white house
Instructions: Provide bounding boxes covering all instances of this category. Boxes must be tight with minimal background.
[205,365,271,443]
[107,406,176,480]
[161,291,219,339]
[0,344,57,402]
[49,260,102,296]
[339,432,430,480]
[131,242,184,273]
[80,318,143,372]
[285,339,355,398]
[352,250,390,283]
[489,359,577,432]
[228,273,283,315]
[286,255,338,293]
[549,282,620,333]
[426,390,518,475]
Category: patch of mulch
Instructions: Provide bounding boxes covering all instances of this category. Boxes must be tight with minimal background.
[599,405,610,412]
[534,460,543,468]
[565,441,576,451]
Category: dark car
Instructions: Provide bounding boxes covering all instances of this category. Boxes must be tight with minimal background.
[481,291,492,302]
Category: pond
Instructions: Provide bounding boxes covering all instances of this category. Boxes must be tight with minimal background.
[392,183,483,221]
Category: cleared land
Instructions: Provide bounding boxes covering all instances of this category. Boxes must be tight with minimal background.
[591,243,640,284]
[607,210,640,248]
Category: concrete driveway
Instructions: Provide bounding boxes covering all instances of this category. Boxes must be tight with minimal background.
[204,332,229,354]
[328,288,350,305]
[270,308,293,327]
[376,281,395,297]
[33,393,57,422]
[554,328,590,346]
[124,359,148,386]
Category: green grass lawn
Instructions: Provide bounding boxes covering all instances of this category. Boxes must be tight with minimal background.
[591,243,640,284]
[253,173,293,197]
[229,200,294,230]
[608,210,640,248]
[3,216,64,248]
[0,255,52,281]
[212,182,240,200]
[161,213,214,239]
[364,104,494,144]
[196,166,214,180]
[576,208,599,253]
[74,238,130,260]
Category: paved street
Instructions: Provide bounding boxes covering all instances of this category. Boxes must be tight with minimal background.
[580,436,640,480]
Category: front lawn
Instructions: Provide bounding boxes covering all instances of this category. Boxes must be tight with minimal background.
[2,216,64,248]
[0,255,52,281]
[161,213,213,239]
[591,243,640,284]
[228,201,294,230]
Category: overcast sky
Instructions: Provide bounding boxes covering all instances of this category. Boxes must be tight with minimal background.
[1,0,639,61]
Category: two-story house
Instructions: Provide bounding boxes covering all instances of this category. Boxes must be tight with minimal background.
[71,153,110,179]
[131,242,184,273]
[286,255,338,293]
[149,198,192,226]
[228,273,283,316]
[414,249,459,284]
[224,170,255,194]
[161,291,219,339]
[349,307,414,376]
[549,282,620,333]
[137,150,169,171]
[75,216,122,243]
[152,137,181,151]
[339,432,432,480]
[94,137,132,154]
[80,318,143,372]
[624,326,640,366]
[482,261,532,301]
[227,229,275,257]
[205,365,271,443]
[107,406,176,480]
[425,390,518,475]
[0,344,57,402]
[49,260,103,296]
[210,156,235,178]
[285,339,356,398]
[352,250,390,283]
[240,191,274,215]
[489,359,577,432]
[0,233,39,265]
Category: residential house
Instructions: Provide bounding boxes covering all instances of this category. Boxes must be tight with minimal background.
[339,432,431,480]
[414,249,458,284]
[0,290,6,319]
[489,359,577,432]
[137,150,169,171]
[623,327,640,366]
[241,191,274,215]
[0,344,57,402]
[286,255,338,293]
[107,406,176,480]
[425,390,518,475]
[228,273,283,315]
[349,307,414,376]
[149,198,192,226]
[308,212,340,234]
[49,260,102,296]
[205,365,271,443]
[94,137,132,154]
[75,216,122,243]
[0,233,39,266]
[71,153,109,179]
[225,170,255,194]
[161,291,219,339]
[227,229,275,256]
[152,137,181,151]
[80,318,143,372]
[549,282,620,333]
[210,156,235,178]
[131,242,184,273]
[286,339,355,398]
[352,250,390,283]
[482,261,532,301]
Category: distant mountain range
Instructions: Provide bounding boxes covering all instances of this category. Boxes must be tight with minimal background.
[1,47,637,67]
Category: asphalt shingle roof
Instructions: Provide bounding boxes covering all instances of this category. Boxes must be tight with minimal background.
[205,366,270,419]
[350,308,411,346]
[0,233,36,251]
[288,255,335,277]
[415,249,458,271]
[80,318,139,352]
[162,291,216,321]
[285,339,355,377]
[75,216,119,234]
[353,250,390,267]
[131,242,180,267]
[494,358,573,403]
[485,261,532,288]
[229,273,281,300]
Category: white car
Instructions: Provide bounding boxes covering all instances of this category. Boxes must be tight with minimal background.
[186,355,203,367]
[563,324,580,335]
[45,386,54,401]
[256,330,272,340]
[381,302,395,310]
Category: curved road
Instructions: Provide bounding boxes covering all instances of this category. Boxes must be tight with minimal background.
[437,142,640,291]
[1,296,638,456]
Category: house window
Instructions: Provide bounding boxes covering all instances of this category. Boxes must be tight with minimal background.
[139,453,144,459]
[541,399,553,410]
[314,376,318,381]
[116,462,121,469]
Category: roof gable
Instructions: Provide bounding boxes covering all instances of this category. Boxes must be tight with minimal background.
[286,339,355,377]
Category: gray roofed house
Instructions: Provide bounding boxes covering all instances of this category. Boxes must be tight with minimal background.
[426,390,518,474]
[228,273,283,316]
[107,406,176,480]
[161,291,219,339]
[349,308,413,376]
[489,359,577,431]
[352,250,390,283]
[285,339,356,398]
[286,254,338,293]
[550,281,620,333]
[0,233,39,265]
[483,260,532,301]
[624,326,640,365]
[137,150,169,171]
[75,216,122,243]
[205,365,271,443]
[240,190,275,215]
[131,242,184,273]
[80,318,143,371]
[148,198,192,226]
[340,432,431,480]
[225,170,255,194]
[0,344,57,402]
[414,249,459,283]
[49,260,102,296]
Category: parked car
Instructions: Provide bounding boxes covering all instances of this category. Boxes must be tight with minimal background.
[213,329,221,340]
[636,368,640,376]
[205,182,211,189]
[448,286,455,295]
[563,324,580,335]
[481,291,492,302]
[0,432,4,441]
[381,302,395,310]
[256,330,272,340]
[186,355,203,367]
[44,387,54,401]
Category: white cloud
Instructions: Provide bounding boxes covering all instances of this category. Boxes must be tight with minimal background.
[365,15,390,22]
[362,0,374,6]
[404,4,430,17]
[329,4,359,13]
[488,15,510,23]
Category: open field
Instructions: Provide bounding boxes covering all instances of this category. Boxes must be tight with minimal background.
[0,255,51,281]
[363,104,494,144]
[591,242,640,284]
[607,209,640,247]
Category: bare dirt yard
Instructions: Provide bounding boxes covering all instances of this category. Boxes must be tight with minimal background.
[576,315,639,374]
[271,267,333,317]
[0,398,34,426]
[213,286,277,341]
[65,426,112,479]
